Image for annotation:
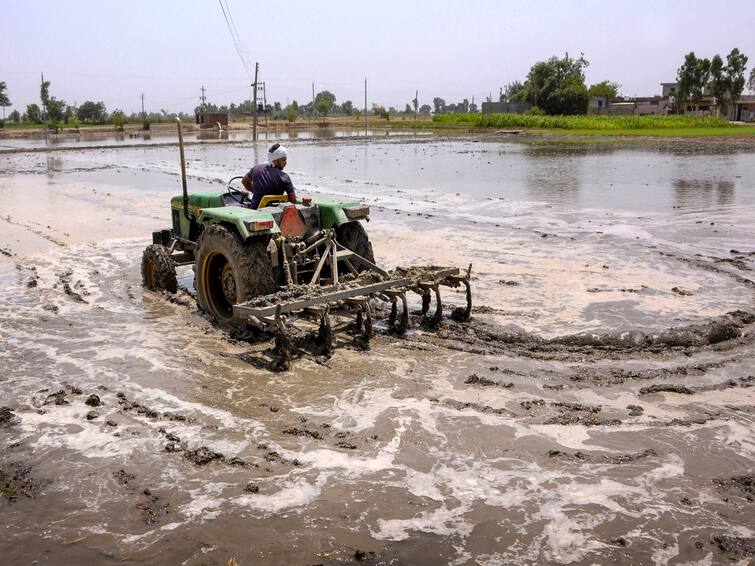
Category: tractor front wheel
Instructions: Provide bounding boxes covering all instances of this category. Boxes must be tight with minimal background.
[194,225,276,328]
[337,221,375,272]
[142,244,177,293]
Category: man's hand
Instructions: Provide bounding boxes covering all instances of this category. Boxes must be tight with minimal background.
[288,191,297,204]
[241,174,252,191]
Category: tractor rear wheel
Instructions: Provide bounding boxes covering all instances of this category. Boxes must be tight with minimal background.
[142,244,177,293]
[337,221,375,272]
[194,224,276,328]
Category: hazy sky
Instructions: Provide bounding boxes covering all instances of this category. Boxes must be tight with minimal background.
[3,0,754,115]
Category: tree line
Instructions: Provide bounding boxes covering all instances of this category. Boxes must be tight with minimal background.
[2,54,754,128]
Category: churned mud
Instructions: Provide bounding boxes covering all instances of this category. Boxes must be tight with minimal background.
[1,135,754,564]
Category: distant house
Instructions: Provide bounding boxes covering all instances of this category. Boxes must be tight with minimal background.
[659,82,716,116]
[589,96,670,116]
[734,95,755,122]
[196,111,229,129]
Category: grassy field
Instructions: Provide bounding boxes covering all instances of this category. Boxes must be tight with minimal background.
[432,113,740,130]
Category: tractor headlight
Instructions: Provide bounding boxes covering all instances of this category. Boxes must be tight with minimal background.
[344,205,370,220]
[245,220,275,232]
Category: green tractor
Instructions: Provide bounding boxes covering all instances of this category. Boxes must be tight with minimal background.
[142,120,472,368]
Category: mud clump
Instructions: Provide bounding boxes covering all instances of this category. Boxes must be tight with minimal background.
[713,475,754,501]
[113,469,136,486]
[184,446,224,466]
[117,393,159,419]
[85,394,102,407]
[0,407,16,426]
[521,399,545,410]
[671,286,693,296]
[136,489,170,525]
[85,410,99,421]
[543,413,621,427]
[282,427,323,440]
[44,389,69,406]
[549,448,656,464]
[639,384,694,395]
[244,482,259,494]
[712,535,755,559]
[551,402,601,413]
[627,404,644,416]
[1,462,44,501]
[439,399,511,416]
[42,304,59,314]
[464,374,514,388]
[63,282,88,304]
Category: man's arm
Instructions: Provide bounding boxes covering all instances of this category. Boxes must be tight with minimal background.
[241,173,252,191]
[287,191,297,204]
[282,171,296,204]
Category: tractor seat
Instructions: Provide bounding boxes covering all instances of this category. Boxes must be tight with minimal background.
[258,194,289,208]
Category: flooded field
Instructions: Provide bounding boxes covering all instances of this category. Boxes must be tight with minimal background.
[1,134,754,564]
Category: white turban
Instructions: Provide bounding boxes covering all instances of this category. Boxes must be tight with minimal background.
[267,144,288,164]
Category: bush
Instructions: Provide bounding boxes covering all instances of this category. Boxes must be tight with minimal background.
[142,117,151,131]
[527,106,545,116]
[111,111,126,131]
[0,119,4,129]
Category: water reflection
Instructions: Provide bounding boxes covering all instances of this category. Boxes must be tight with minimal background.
[672,179,736,208]
[524,147,583,205]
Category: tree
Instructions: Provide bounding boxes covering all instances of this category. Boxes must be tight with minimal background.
[404,103,412,114]
[0,81,10,119]
[341,100,353,115]
[46,98,66,122]
[9,109,20,122]
[25,103,42,123]
[314,90,336,117]
[432,97,446,113]
[676,52,711,110]
[588,80,620,99]
[419,104,431,114]
[77,100,107,123]
[40,78,50,119]
[502,81,524,101]
[748,68,755,93]
[515,53,590,115]
[111,109,127,130]
[723,48,748,117]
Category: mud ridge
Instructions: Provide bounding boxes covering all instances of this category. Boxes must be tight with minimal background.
[548,448,657,465]
[428,310,755,361]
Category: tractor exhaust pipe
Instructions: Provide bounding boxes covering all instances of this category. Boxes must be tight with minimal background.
[176,118,190,220]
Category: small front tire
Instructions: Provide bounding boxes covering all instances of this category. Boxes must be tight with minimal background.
[142,244,177,293]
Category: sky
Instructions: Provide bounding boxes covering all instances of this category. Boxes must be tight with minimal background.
[2,0,754,115]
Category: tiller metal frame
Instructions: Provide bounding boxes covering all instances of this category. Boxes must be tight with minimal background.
[232,231,472,369]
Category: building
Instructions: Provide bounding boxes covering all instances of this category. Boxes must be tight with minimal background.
[195,111,229,129]
[734,95,755,122]
[481,101,531,115]
[589,96,670,116]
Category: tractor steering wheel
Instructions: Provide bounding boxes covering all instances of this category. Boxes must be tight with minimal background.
[226,176,250,205]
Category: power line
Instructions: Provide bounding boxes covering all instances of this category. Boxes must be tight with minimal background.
[217,0,254,78]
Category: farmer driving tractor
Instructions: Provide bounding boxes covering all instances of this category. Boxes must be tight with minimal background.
[241,143,297,209]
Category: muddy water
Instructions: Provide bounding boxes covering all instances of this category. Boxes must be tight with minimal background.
[1,136,754,564]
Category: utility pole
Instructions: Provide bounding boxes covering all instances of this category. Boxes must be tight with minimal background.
[414,89,418,121]
[140,93,145,118]
[252,62,259,141]
[364,78,367,134]
[311,82,315,118]
[40,72,47,121]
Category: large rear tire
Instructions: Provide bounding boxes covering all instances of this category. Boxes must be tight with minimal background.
[142,244,177,294]
[194,225,276,328]
[336,221,375,273]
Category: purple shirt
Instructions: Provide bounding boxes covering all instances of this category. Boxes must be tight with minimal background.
[248,163,295,209]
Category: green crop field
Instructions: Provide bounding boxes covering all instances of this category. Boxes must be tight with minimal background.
[432,113,737,130]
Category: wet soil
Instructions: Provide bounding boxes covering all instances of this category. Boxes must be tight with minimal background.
[1,135,754,564]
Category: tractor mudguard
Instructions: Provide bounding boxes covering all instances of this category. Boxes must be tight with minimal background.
[309,195,369,228]
[199,206,280,239]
